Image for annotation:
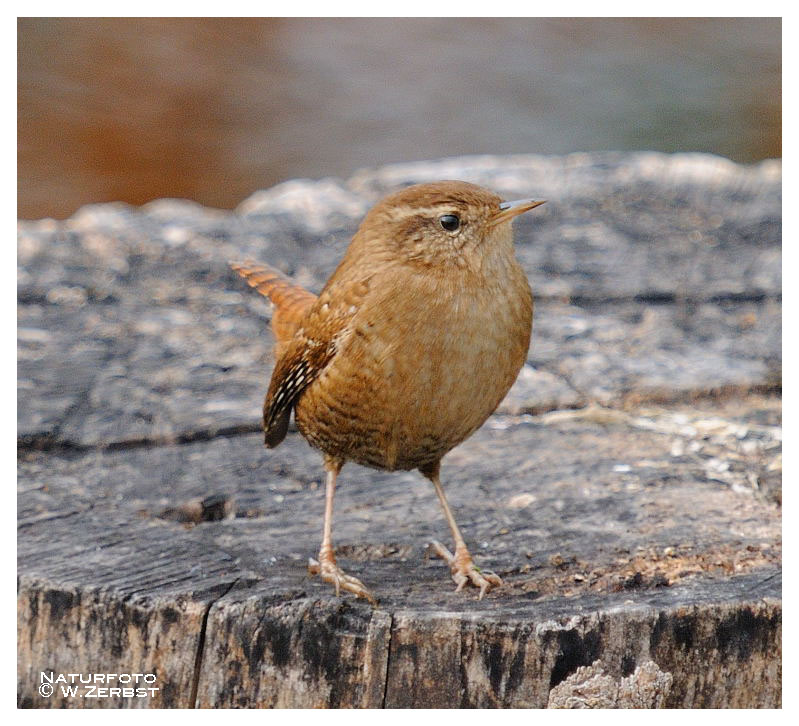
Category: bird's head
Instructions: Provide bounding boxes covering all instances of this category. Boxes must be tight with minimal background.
[356,180,544,269]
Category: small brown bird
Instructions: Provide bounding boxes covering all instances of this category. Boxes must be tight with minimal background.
[232,180,543,603]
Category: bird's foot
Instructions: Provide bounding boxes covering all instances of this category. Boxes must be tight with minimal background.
[308,550,378,605]
[430,540,502,599]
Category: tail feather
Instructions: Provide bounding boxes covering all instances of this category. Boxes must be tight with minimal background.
[230,261,316,343]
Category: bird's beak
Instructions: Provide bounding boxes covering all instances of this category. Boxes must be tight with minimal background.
[491,198,546,226]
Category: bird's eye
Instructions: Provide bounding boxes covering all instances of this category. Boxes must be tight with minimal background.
[439,214,460,232]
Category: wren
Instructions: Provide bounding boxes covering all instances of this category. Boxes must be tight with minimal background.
[232,180,544,603]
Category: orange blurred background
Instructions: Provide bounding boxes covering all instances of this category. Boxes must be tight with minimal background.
[18,17,781,220]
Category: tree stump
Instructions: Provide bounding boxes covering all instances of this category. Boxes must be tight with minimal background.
[18,152,781,707]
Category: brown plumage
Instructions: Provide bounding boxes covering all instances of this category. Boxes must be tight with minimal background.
[229,262,315,348]
[232,180,543,603]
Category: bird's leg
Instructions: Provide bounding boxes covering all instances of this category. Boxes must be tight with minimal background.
[307,457,377,605]
[423,463,502,599]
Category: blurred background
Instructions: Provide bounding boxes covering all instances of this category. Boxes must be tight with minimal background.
[17,17,781,220]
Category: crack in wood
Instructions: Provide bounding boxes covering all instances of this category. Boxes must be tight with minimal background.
[380,612,394,708]
[190,577,241,708]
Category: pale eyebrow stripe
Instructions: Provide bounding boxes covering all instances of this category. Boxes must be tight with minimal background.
[384,204,467,221]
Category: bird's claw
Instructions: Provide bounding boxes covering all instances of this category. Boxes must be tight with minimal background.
[430,540,502,599]
[308,556,378,605]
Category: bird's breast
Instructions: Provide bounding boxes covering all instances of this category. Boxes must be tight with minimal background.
[295,263,532,470]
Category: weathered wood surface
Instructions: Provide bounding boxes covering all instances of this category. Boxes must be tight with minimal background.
[18,152,781,707]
